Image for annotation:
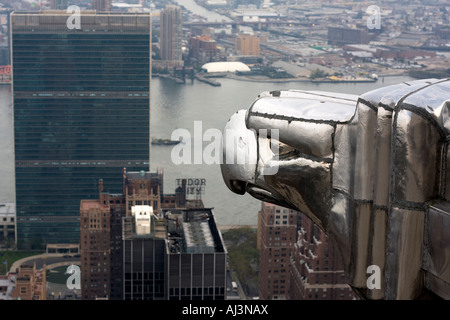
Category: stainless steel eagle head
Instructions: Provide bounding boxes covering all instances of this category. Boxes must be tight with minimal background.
[220,80,450,300]
[221,90,358,229]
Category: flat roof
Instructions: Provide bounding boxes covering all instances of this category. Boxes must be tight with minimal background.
[126,170,159,180]
[183,221,215,253]
[80,200,102,210]
[11,11,151,33]
[202,61,250,73]
[0,203,15,215]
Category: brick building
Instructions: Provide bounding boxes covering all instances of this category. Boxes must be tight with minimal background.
[80,168,163,300]
[10,263,46,300]
[289,214,357,300]
[258,202,358,300]
[235,34,260,56]
[80,169,226,300]
[189,35,220,64]
[258,202,299,300]
[80,190,113,300]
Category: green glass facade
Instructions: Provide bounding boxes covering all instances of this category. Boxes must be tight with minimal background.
[11,12,151,248]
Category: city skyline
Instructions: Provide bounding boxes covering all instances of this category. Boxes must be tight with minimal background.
[0,0,449,302]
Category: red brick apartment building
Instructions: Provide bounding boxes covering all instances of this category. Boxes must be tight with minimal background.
[258,202,299,300]
[289,214,357,300]
[258,202,357,300]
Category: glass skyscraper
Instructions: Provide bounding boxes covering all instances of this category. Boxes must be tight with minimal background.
[11,11,151,248]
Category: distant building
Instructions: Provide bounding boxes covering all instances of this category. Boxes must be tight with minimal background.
[160,5,183,62]
[92,0,112,12]
[189,35,220,64]
[327,27,370,45]
[80,185,113,300]
[235,34,260,56]
[201,61,250,73]
[258,202,300,300]
[10,263,46,300]
[343,44,436,61]
[0,203,15,244]
[435,25,450,40]
[0,46,9,65]
[49,0,68,10]
[231,7,286,23]
[374,48,436,60]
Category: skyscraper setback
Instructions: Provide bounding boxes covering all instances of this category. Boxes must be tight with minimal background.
[11,11,151,248]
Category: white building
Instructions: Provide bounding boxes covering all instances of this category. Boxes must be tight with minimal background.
[201,61,250,73]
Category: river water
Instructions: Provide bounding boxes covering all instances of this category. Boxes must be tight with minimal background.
[0,75,415,226]
[174,0,232,22]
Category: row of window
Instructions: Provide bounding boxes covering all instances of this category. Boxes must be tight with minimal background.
[13,61,150,68]
[16,149,148,157]
[14,84,149,90]
[14,44,149,50]
[15,122,149,129]
[14,76,150,82]
[169,287,225,296]
[16,144,149,151]
[124,272,164,281]
[14,97,149,103]
[13,66,149,74]
[16,232,79,240]
[13,33,148,39]
[13,50,150,57]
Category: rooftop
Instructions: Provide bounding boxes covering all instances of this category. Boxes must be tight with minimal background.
[166,208,226,255]
[202,61,250,73]
[11,11,151,33]
[126,170,159,181]
[0,276,15,300]
[0,203,14,215]
[80,199,103,210]
[183,221,215,253]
